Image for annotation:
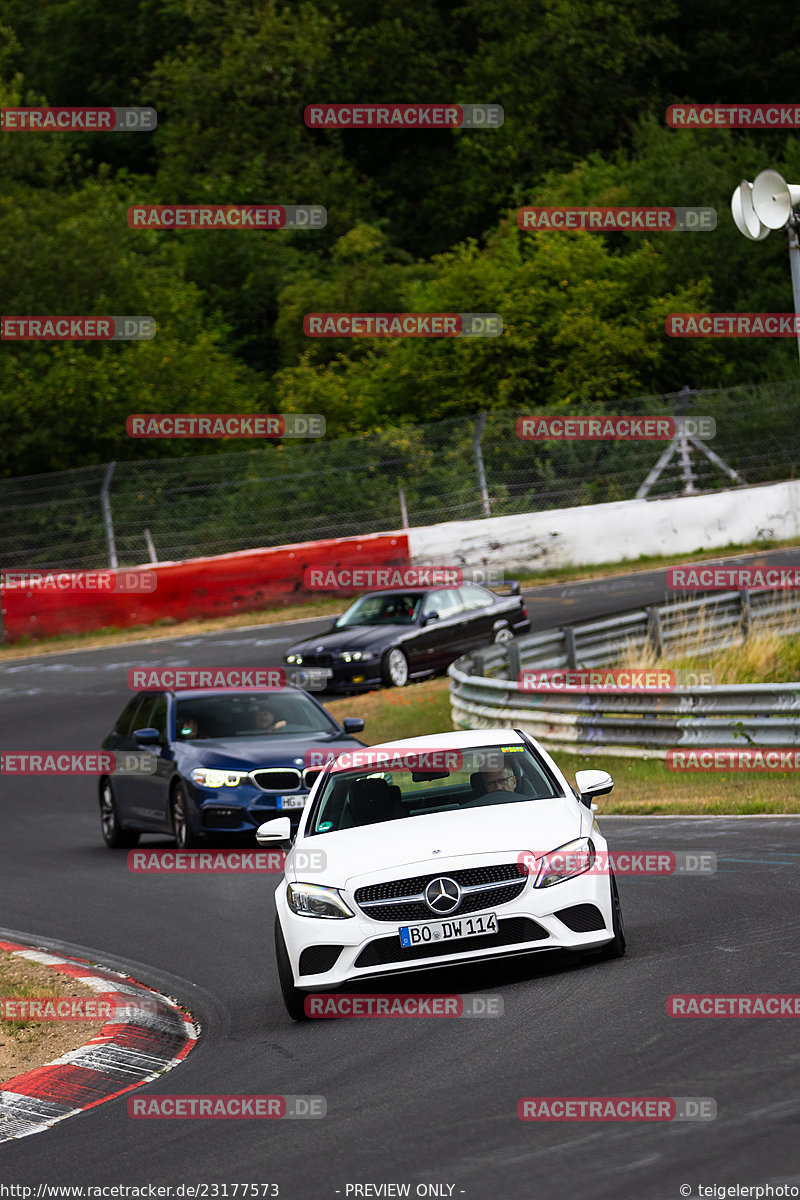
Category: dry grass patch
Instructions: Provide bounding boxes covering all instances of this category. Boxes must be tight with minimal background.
[0,950,109,1085]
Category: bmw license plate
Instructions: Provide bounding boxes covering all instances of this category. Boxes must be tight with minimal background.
[278,795,306,810]
[399,911,498,948]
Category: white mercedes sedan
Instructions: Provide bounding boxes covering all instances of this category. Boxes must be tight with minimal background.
[257,729,625,1020]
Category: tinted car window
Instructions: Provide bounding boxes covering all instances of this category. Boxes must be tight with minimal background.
[458,584,494,610]
[423,589,462,619]
[116,696,149,739]
[336,593,422,628]
[175,693,338,739]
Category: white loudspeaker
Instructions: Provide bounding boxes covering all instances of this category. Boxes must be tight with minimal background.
[731,181,771,240]
[751,169,800,230]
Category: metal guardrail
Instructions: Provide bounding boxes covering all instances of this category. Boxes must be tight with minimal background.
[448,589,800,755]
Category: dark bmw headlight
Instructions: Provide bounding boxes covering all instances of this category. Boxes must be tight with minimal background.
[336,650,376,663]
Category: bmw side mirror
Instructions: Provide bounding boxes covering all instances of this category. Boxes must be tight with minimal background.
[256,817,292,849]
[574,769,614,807]
[133,727,161,746]
[343,717,365,734]
[422,611,440,625]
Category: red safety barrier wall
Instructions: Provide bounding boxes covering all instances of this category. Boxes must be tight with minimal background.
[1,532,410,643]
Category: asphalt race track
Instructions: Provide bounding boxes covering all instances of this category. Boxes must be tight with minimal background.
[2,555,800,1197]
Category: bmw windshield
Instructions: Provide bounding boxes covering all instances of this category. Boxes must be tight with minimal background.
[307,744,563,834]
[334,593,423,628]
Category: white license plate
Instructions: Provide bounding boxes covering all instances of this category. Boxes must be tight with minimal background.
[399,911,498,948]
[278,795,307,810]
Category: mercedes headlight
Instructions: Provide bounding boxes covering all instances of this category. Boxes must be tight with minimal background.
[286,883,354,919]
[533,837,596,888]
[191,768,249,789]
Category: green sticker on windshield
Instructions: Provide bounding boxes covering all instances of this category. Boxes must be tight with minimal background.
[318,821,333,832]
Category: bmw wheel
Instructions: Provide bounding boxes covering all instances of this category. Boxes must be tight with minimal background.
[599,871,626,959]
[100,780,140,849]
[275,915,310,1021]
[492,625,514,645]
[381,647,409,687]
[171,781,202,848]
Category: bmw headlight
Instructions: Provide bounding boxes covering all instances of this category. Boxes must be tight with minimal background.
[533,837,596,888]
[338,650,375,663]
[190,768,250,789]
[286,883,354,919]
[286,654,303,665]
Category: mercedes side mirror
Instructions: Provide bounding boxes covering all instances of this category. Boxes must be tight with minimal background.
[256,817,293,849]
[574,769,614,807]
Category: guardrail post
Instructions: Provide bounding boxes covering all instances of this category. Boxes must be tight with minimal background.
[564,625,577,669]
[506,638,521,683]
[739,589,751,641]
[647,605,663,656]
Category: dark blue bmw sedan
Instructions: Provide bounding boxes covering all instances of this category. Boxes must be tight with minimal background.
[99,687,365,849]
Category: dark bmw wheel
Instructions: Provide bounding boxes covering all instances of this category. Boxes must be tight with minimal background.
[380,647,409,687]
[100,780,140,849]
[171,781,203,848]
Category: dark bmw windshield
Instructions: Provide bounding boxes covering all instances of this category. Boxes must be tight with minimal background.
[175,693,338,740]
[335,593,422,628]
[307,744,563,833]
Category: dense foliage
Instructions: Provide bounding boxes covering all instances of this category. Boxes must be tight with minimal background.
[2,0,800,476]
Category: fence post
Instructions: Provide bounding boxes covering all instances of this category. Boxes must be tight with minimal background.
[564,625,577,669]
[473,412,491,517]
[101,462,119,570]
[647,605,664,656]
[739,589,751,641]
[398,487,409,530]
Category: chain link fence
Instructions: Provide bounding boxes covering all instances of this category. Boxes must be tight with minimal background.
[2,380,799,570]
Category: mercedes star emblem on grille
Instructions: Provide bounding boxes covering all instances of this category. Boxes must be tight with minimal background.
[424,876,462,914]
